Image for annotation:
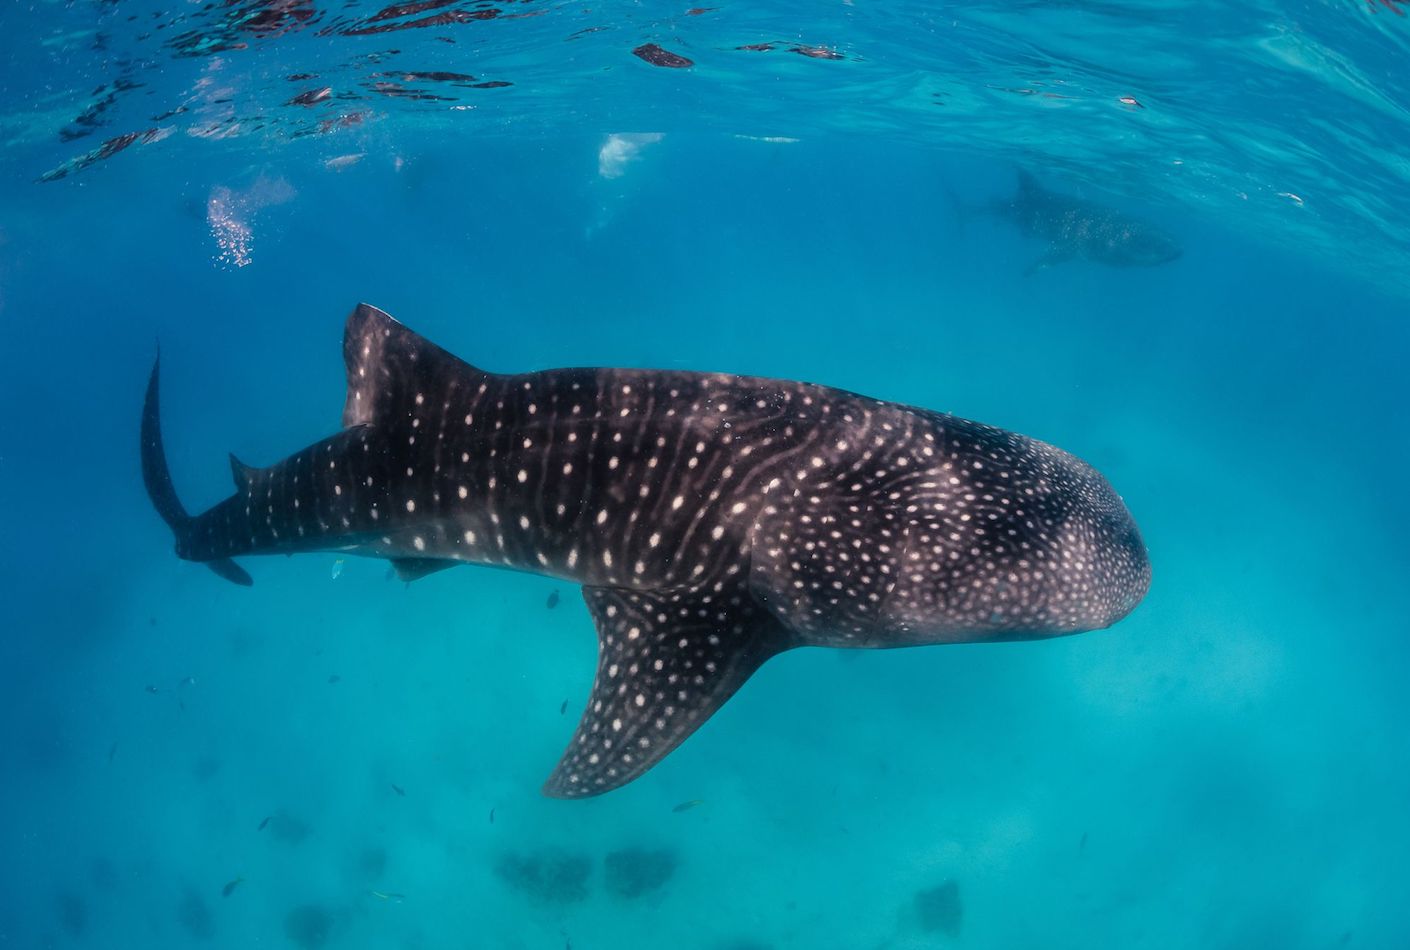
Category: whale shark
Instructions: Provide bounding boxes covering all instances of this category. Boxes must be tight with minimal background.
[1000,170,1182,275]
[142,304,1150,797]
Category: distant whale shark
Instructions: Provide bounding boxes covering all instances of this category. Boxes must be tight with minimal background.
[142,304,1151,797]
[999,171,1182,275]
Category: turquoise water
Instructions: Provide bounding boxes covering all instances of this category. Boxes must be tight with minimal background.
[2,2,1408,948]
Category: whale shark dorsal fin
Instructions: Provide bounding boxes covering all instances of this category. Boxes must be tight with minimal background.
[543,584,793,798]
[228,453,257,489]
[341,303,487,429]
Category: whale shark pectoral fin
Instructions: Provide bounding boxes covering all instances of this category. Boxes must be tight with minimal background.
[387,556,460,582]
[543,584,792,799]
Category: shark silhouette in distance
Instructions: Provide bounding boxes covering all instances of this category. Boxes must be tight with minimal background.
[142,304,1151,797]
[991,170,1182,275]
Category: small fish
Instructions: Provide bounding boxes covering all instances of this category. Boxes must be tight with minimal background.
[489,807,495,824]
[546,589,560,609]
[178,675,197,688]
[328,674,341,684]
[331,558,345,579]
[791,45,843,60]
[559,699,568,715]
[221,877,244,897]
[107,741,118,763]
[672,799,705,813]
[288,86,332,107]
[144,684,160,694]
[391,783,406,797]
[325,153,365,171]
[257,815,271,831]
[370,890,405,902]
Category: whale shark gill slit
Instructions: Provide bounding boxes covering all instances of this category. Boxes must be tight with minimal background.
[140,302,1151,797]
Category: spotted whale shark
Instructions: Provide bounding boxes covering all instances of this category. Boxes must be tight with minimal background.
[1002,170,1182,275]
[142,304,1150,797]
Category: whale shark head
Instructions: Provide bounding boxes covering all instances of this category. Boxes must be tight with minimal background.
[1114,226,1183,267]
[867,420,1151,645]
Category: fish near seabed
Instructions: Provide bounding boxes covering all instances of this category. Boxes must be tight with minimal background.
[141,304,1150,797]
[1001,170,1182,275]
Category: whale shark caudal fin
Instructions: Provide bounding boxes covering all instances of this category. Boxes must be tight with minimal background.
[543,584,794,798]
[340,302,486,429]
[140,357,253,587]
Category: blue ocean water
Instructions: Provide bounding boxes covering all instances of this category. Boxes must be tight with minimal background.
[1,1,1408,948]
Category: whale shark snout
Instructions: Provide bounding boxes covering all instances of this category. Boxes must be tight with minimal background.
[1053,467,1151,632]
[1012,444,1150,636]
[871,428,1150,645]
[1115,228,1183,268]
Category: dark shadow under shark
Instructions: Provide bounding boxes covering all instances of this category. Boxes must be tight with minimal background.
[142,304,1151,797]
[995,170,1182,275]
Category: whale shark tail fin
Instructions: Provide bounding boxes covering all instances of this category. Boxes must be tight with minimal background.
[141,356,253,587]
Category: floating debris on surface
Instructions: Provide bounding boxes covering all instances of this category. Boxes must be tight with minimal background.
[633,43,693,67]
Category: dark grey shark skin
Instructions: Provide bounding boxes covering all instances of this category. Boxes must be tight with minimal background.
[1002,171,1182,275]
[142,304,1150,798]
